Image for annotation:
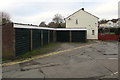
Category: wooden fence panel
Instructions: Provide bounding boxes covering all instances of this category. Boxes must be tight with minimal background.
[98,33,120,40]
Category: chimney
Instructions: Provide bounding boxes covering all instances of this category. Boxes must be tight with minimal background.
[81,8,84,11]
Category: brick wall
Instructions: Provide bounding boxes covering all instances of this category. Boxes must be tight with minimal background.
[0,26,2,59]
[2,23,15,58]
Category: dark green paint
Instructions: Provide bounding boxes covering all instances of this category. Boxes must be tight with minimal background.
[32,29,41,49]
[56,31,70,42]
[71,31,86,42]
[15,28,30,56]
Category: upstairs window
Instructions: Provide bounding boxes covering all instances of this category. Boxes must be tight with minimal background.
[76,19,78,24]
[92,30,95,35]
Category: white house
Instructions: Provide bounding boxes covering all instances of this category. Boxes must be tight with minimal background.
[99,19,119,28]
[99,23,107,28]
[65,8,99,39]
[107,20,114,27]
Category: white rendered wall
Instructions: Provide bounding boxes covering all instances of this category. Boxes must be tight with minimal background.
[66,10,98,39]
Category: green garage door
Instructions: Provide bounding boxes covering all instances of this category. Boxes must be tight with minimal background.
[49,30,54,43]
[43,30,48,45]
[56,31,70,42]
[32,29,41,49]
[71,30,86,42]
[15,28,30,56]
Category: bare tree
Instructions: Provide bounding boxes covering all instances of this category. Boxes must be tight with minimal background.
[0,12,11,24]
[53,14,63,24]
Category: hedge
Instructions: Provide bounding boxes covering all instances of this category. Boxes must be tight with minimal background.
[98,27,120,35]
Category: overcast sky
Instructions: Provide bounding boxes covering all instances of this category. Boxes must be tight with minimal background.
[0,0,119,25]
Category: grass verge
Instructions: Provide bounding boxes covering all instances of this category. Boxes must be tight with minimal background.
[2,43,61,63]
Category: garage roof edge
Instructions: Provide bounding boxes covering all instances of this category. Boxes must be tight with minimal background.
[14,23,87,31]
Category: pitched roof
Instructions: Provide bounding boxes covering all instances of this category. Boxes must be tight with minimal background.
[65,8,99,19]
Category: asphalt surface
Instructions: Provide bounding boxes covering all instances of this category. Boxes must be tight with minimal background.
[2,41,118,78]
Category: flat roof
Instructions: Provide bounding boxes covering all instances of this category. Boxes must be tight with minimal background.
[55,28,87,31]
[14,24,87,31]
[14,24,55,30]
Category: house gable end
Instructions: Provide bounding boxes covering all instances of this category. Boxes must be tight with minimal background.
[65,8,99,20]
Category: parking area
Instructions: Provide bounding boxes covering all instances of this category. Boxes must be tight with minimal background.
[2,41,118,78]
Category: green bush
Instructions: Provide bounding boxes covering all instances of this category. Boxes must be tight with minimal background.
[98,28,104,33]
[99,27,120,35]
[114,28,120,35]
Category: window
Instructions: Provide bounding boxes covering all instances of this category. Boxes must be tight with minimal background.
[92,30,95,35]
[76,19,78,24]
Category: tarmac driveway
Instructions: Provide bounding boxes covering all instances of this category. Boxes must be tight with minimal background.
[2,41,118,78]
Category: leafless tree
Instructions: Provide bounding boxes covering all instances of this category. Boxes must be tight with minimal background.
[53,14,63,24]
[0,12,11,24]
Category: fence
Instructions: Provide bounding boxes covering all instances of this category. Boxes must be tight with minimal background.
[98,33,120,40]
[2,23,87,58]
